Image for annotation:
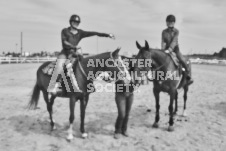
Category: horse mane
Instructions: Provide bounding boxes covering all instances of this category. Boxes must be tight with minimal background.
[84,51,110,60]
[146,48,169,66]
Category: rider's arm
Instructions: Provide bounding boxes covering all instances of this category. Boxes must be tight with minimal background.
[161,30,166,50]
[168,29,179,52]
[80,30,110,38]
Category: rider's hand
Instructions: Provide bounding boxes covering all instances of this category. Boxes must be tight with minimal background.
[77,48,82,54]
[108,33,115,39]
[76,46,81,50]
[71,45,81,50]
[71,45,77,49]
[165,50,170,53]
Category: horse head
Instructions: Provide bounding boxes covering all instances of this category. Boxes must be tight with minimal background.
[134,40,166,85]
[106,47,132,83]
[82,47,131,84]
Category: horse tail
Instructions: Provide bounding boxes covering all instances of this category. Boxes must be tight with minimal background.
[28,82,41,109]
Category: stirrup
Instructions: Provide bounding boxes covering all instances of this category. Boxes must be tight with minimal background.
[187,78,194,85]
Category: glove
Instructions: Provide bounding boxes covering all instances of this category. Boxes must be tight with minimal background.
[109,33,115,39]
[71,45,81,50]
[165,50,170,53]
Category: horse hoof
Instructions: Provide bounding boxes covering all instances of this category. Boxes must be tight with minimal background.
[82,133,88,139]
[182,111,188,117]
[122,131,129,137]
[147,109,151,112]
[52,125,56,130]
[51,125,56,131]
[168,126,174,132]
[152,123,159,128]
[67,134,74,140]
[183,114,187,117]
[114,133,121,139]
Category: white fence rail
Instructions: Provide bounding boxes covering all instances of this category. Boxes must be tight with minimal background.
[190,58,226,65]
[0,57,57,64]
[1,57,226,65]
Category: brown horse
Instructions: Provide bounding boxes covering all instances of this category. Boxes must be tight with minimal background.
[134,41,192,131]
[28,48,131,140]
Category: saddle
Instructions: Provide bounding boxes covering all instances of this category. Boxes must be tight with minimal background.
[168,51,179,67]
[168,52,189,89]
[42,61,57,75]
[42,56,82,93]
[42,54,78,76]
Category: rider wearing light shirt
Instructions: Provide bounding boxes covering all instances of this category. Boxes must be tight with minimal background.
[162,14,193,84]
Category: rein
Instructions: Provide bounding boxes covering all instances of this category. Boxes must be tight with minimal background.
[152,59,169,71]
[136,56,169,72]
[78,61,88,78]
[110,52,132,82]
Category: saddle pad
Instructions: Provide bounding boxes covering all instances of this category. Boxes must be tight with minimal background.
[42,62,56,75]
[169,52,179,67]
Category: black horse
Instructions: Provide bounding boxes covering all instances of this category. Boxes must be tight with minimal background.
[134,41,192,131]
[28,48,131,140]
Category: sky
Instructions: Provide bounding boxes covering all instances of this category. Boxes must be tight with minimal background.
[0,0,226,55]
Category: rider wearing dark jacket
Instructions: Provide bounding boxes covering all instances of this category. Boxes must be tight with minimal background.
[49,14,115,94]
[161,14,193,84]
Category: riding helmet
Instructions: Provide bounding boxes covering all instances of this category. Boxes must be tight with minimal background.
[166,15,176,22]
[69,14,81,24]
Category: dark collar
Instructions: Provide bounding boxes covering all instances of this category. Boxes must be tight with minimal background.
[167,27,175,32]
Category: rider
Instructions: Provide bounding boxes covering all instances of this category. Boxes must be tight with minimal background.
[49,14,115,94]
[161,14,193,84]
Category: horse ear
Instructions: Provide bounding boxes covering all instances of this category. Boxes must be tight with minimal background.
[145,40,149,49]
[112,47,121,57]
[136,41,142,50]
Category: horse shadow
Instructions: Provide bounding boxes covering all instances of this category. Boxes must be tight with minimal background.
[85,105,171,134]
[7,106,174,139]
[7,115,69,139]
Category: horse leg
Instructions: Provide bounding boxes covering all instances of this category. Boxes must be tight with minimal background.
[122,93,134,137]
[182,86,188,117]
[49,95,56,130]
[43,91,55,130]
[168,90,176,132]
[80,94,89,139]
[174,91,178,115]
[152,88,160,128]
[114,93,126,139]
[67,96,77,140]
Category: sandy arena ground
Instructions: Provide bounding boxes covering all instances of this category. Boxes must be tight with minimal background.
[0,63,226,151]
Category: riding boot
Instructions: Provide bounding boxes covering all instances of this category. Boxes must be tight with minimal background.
[175,49,194,85]
[186,69,194,85]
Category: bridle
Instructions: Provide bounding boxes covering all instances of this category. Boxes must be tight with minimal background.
[109,52,132,83]
[135,51,170,78]
[78,52,131,83]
